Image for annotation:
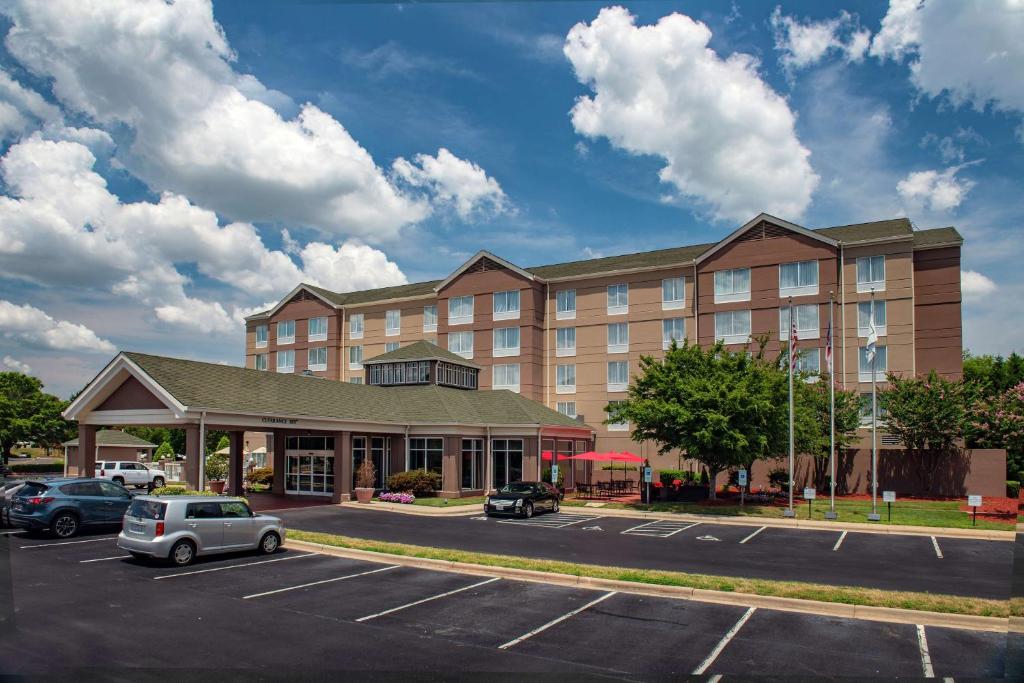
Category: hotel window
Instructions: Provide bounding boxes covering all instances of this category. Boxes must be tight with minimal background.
[607,322,629,353]
[858,345,888,382]
[779,260,819,297]
[607,284,628,315]
[448,331,474,359]
[556,364,576,394]
[557,401,577,419]
[662,318,685,350]
[308,316,328,342]
[492,363,520,392]
[277,320,295,345]
[493,327,520,357]
[254,353,268,371]
[276,350,294,373]
[449,295,474,326]
[255,324,268,348]
[714,268,751,303]
[348,345,363,370]
[556,327,576,357]
[856,255,886,293]
[662,277,685,310]
[715,310,751,345]
[408,437,443,475]
[385,342,400,352]
[859,393,888,426]
[423,305,438,332]
[349,313,364,339]
[858,300,887,337]
[350,377,363,384]
[462,438,484,490]
[556,289,576,320]
[385,309,401,336]
[607,400,629,431]
[607,361,629,393]
[307,347,327,371]
[793,349,821,379]
[491,438,524,488]
[493,290,520,321]
[779,304,820,340]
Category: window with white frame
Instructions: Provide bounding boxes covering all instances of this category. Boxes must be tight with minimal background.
[350,377,363,384]
[556,289,576,320]
[556,327,576,357]
[779,260,819,297]
[385,309,401,336]
[423,305,437,332]
[859,393,889,426]
[556,401,577,419]
[493,327,520,357]
[793,349,820,378]
[662,318,685,349]
[607,360,629,392]
[308,316,328,342]
[607,322,629,353]
[606,400,629,431]
[607,284,628,314]
[307,347,327,371]
[856,255,886,292]
[255,324,268,348]
[461,438,484,490]
[277,320,295,344]
[348,345,363,370]
[662,277,685,310]
[556,364,576,394]
[714,268,751,303]
[276,349,294,373]
[858,345,888,382]
[448,295,474,325]
[408,437,443,474]
[858,300,887,337]
[385,342,399,352]
[492,363,520,392]
[493,290,520,321]
[448,330,474,359]
[254,353,268,371]
[714,310,751,344]
[349,313,364,339]
[779,304,820,340]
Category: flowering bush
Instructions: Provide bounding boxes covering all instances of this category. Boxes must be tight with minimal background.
[379,492,415,504]
[652,481,664,489]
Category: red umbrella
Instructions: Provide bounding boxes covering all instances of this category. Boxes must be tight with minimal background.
[541,451,572,462]
[568,451,608,461]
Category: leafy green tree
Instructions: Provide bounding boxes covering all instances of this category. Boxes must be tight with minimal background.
[213,434,230,454]
[967,382,1024,481]
[154,441,175,461]
[794,378,862,490]
[0,372,72,465]
[963,350,1024,396]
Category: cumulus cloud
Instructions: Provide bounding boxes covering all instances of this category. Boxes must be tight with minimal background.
[2,356,32,374]
[769,7,871,71]
[563,6,819,223]
[0,300,115,353]
[896,165,975,212]
[392,148,512,220]
[961,270,997,300]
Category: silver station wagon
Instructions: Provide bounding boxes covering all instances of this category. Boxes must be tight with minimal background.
[118,495,285,566]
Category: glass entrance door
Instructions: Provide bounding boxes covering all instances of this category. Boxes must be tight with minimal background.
[285,453,335,495]
[490,439,524,489]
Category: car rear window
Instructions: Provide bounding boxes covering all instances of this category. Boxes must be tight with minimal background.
[128,499,166,520]
[16,483,48,497]
[103,462,117,469]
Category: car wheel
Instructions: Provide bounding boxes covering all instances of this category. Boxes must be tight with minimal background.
[152,477,165,488]
[169,539,196,567]
[552,499,560,513]
[258,531,281,555]
[523,502,534,519]
[51,512,79,539]
[112,476,125,486]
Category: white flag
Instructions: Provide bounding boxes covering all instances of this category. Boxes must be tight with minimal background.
[866,318,878,363]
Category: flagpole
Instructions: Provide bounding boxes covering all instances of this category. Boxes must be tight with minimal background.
[869,287,880,521]
[785,295,795,518]
[827,291,837,520]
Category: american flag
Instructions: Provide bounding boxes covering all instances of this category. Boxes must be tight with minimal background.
[790,312,799,371]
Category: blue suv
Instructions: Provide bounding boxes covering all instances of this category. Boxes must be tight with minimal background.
[9,478,134,538]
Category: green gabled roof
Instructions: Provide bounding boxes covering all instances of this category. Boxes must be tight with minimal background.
[814,218,914,243]
[363,340,480,368]
[63,429,156,448]
[526,242,714,280]
[121,352,587,429]
[912,226,963,248]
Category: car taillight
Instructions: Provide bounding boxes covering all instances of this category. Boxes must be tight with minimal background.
[155,522,165,537]
[28,497,54,505]
[100,469,105,476]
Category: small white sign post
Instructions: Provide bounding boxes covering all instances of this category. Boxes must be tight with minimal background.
[738,469,748,507]
[642,466,652,506]
[550,465,559,485]
[882,490,895,523]
[968,495,982,526]
[803,487,816,518]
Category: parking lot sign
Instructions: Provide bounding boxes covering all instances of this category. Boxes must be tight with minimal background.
[550,465,559,483]
[803,487,816,500]
[738,469,748,486]
[883,491,895,503]
[642,466,652,483]
[968,494,982,507]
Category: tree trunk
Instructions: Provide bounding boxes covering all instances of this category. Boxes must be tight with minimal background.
[706,468,719,500]
[1,440,13,466]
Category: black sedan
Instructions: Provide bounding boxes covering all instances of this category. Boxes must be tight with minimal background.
[484,481,560,518]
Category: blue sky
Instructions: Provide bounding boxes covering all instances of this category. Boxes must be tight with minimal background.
[0,0,1020,397]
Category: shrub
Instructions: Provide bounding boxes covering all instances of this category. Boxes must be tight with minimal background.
[1007,480,1020,498]
[659,469,686,486]
[8,462,65,473]
[387,470,442,496]
[379,492,415,504]
[155,441,174,460]
[204,453,228,481]
[355,456,376,489]
[767,468,789,491]
[152,486,214,496]
[542,466,565,488]
[246,467,273,486]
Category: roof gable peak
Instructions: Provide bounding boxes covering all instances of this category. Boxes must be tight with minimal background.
[696,213,838,265]
[435,250,537,292]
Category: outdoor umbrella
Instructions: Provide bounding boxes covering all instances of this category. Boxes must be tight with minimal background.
[608,451,643,483]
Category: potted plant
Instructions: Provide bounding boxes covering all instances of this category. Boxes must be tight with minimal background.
[354,457,376,503]
[205,453,228,494]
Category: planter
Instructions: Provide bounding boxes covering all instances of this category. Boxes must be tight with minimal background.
[354,487,374,504]
[209,480,226,494]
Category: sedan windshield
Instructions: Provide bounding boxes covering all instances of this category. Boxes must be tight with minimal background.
[500,483,534,494]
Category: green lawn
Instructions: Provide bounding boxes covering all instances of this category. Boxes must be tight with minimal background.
[410,495,486,507]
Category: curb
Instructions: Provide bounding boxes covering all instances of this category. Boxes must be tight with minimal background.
[284,539,1008,633]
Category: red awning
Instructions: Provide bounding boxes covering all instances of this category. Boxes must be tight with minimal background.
[541,451,573,462]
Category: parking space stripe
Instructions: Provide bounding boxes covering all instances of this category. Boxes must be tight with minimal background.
[832,531,848,552]
[154,552,318,580]
[621,521,701,538]
[692,607,756,675]
[917,625,935,678]
[498,513,602,529]
[0,530,26,536]
[243,564,399,599]
[931,536,943,559]
[498,591,617,650]
[80,555,129,563]
[738,526,766,544]
[19,537,115,549]
[355,577,500,622]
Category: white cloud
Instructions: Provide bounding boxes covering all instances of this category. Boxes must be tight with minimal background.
[392,148,512,220]
[769,7,871,71]
[0,300,115,353]
[896,165,975,212]
[870,0,1024,114]
[961,270,997,300]
[563,6,819,223]
[2,356,31,374]
[0,68,114,150]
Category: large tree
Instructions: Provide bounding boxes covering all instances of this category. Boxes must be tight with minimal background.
[967,382,1024,481]
[0,372,73,465]
[794,377,862,490]
[606,340,789,499]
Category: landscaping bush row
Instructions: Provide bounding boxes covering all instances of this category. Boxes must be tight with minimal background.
[386,470,441,496]
[1007,480,1020,498]
[658,469,707,486]
[246,467,273,486]
[7,462,65,473]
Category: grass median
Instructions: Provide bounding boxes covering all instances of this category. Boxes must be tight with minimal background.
[288,529,1008,618]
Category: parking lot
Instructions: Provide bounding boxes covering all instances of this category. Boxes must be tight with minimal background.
[1,527,1008,678]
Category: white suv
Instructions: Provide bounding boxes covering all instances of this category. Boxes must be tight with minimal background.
[95,461,167,489]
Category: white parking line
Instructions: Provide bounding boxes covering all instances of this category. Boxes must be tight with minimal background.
[621,521,701,538]
[154,552,318,580]
[738,526,766,544]
[692,607,756,675]
[0,530,27,536]
[20,537,115,549]
[498,591,617,650]
[832,531,848,552]
[80,555,129,563]
[499,513,602,529]
[931,536,943,559]
[356,577,501,622]
[917,624,935,678]
[243,564,399,599]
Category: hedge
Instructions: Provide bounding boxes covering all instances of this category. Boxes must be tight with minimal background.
[1007,480,1020,498]
[246,467,273,486]
[8,462,65,473]
[386,470,441,496]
